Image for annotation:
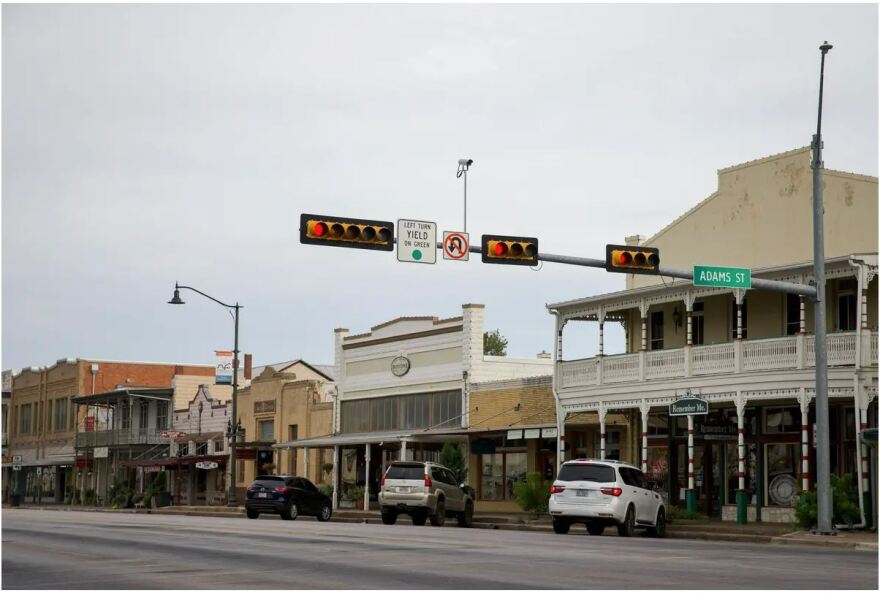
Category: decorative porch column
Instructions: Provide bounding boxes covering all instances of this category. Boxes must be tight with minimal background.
[556,409,567,470]
[303,446,309,482]
[639,300,648,381]
[799,388,812,493]
[331,445,339,510]
[686,415,696,513]
[734,290,745,373]
[400,440,408,461]
[639,401,649,473]
[364,443,371,511]
[735,392,747,525]
[598,307,605,357]
[684,292,695,377]
[857,383,876,528]
[599,402,608,460]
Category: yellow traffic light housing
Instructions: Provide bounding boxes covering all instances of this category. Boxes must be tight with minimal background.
[605,244,660,275]
[299,214,394,251]
[481,235,539,266]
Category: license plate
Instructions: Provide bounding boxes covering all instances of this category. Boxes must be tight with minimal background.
[395,486,409,493]
[576,490,592,497]
[257,492,268,498]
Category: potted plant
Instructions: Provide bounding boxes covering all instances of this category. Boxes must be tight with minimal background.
[349,485,366,510]
[322,463,334,477]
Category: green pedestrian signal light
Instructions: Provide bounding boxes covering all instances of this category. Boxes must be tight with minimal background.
[481,235,539,266]
[300,214,394,251]
[605,244,660,275]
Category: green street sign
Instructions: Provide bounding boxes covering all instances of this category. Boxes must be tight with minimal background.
[693,265,751,289]
[669,397,709,416]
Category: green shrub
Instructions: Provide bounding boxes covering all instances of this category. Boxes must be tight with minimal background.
[150,471,168,494]
[347,485,365,501]
[83,489,96,506]
[318,484,334,499]
[512,472,550,517]
[439,443,467,484]
[795,474,861,529]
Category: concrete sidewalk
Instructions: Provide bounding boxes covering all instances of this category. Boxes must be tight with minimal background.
[7,503,877,551]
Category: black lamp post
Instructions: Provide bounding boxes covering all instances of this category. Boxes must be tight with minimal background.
[168,282,242,507]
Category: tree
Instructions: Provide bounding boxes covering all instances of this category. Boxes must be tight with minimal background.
[439,443,467,484]
[483,329,508,356]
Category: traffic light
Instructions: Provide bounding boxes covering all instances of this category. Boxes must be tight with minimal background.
[299,214,394,251]
[481,235,539,266]
[605,244,660,275]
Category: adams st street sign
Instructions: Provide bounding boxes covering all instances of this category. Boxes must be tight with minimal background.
[693,265,751,289]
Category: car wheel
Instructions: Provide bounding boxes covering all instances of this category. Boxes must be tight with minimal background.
[381,509,398,525]
[283,502,298,521]
[246,509,259,520]
[586,522,605,536]
[647,508,666,538]
[617,506,635,537]
[317,503,332,522]
[457,501,474,528]
[412,512,427,526]
[552,517,571,535]
[429,499,446,527]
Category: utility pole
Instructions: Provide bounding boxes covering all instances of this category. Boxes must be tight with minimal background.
[812,41,833,534]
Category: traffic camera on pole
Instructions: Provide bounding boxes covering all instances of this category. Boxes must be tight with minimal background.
[300,214,395,251]
[605,244,660,275]
[481,235,539,266]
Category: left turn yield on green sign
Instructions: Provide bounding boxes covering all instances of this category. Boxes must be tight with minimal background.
[397,219,437,264]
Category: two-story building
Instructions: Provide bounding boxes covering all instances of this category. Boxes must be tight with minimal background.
[278,304,554,511]
[549,147,878,524]
[7,358,216,504]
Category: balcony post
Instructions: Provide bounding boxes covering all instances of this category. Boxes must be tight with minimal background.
[684,292,695,377]
[639,300,648,381]
[799,388,812,493]
[857,383,875,528]
[734,290,746,373]
[797,334,806,369]
[639,401,650,473]
[597,310,605,385]
[599,403,607,460]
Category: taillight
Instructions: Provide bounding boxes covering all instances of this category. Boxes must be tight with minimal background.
[424,474,432,488]
[600,487,623,497]
[246,484,254,492]
[274,486,287,494]
[549,484,565,494]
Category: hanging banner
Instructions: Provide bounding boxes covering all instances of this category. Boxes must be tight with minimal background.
[215,350,233,384]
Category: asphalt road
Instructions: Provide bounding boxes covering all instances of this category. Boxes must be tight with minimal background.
[1,509,877,589]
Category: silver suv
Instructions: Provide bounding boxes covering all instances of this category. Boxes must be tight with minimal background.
[548,459,666,537]
[378,461,474,527]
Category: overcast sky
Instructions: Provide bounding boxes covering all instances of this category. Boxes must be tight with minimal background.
[2,3,878,372]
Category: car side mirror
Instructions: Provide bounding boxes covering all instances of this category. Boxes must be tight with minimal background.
[460,483,465,489]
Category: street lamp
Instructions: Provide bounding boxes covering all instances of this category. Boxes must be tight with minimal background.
[168,282,242,507]
[457,158,473,232]
[811,41,833,535]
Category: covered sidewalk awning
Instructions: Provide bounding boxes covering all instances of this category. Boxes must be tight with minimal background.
[273,428,470,450]
[119,454,227,468]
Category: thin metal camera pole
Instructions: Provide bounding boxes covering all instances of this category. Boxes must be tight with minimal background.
[813,41,833,535]
[463,168,467,233]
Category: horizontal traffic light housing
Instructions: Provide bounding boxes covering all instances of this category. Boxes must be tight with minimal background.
[605,244,660,275]
[300,214,394,251]
[481,235,539,266]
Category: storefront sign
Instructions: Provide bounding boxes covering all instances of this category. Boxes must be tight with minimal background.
[542,427,558,438]
[507,429,523,440]
[143,465,161,473]
[669,394,708,416]
[253,400,276,414]
[216,350,233,384]
[524,429,541,439]
[390,356,411,377]
[94,447,109,459]
[195,461,219,470]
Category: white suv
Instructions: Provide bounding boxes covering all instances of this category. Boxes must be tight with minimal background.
[548,459,666,537]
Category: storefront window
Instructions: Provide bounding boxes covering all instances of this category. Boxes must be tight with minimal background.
[725,442,757,505]
[766,443,799,507]
[647,414,668,437]
[480,451,527,501]
[259,420,274,441]
[763,407,799,434]
[645,446,669,501]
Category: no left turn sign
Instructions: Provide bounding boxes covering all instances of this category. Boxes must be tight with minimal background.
[443,232,469,261]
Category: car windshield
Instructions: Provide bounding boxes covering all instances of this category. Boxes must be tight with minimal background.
[385,464,425,480]
[558,464,616,483]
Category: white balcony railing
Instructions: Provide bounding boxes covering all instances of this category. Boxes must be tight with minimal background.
[692,342,735,376]
[742,336,798,371]
[557,331,871,391]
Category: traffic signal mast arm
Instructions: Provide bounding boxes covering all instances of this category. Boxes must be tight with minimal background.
[451,241,817,299]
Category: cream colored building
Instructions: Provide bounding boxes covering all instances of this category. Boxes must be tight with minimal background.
[235,361,334,501]
[550,147,878,523]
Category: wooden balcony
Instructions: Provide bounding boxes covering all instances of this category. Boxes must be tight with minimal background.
[557,331,875,391]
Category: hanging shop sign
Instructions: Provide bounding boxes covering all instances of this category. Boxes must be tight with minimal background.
[669,391,708,416]
[195,461,219,470]
[94,447,109,459]
[523,429,541,439]
[542,427,558,439]
[507,430,523,440]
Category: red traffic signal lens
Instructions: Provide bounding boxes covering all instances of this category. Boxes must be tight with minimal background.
[494,242,508,256]
[312,222,328,237]
[619,252,632,265]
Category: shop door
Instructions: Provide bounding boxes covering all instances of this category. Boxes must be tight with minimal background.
[195,469,208,505]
